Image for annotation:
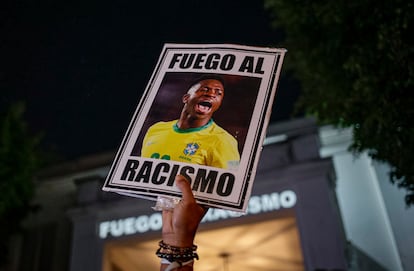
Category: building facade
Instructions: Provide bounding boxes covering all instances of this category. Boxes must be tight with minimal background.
[12,118,407,271]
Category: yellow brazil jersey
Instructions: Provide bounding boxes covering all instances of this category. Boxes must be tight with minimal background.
[141,119,240,169]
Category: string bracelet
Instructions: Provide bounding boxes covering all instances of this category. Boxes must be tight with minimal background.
[160,258,194,271]
[156,240,199,263]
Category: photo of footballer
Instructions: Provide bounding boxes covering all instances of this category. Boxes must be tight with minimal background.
[131,72,261,171]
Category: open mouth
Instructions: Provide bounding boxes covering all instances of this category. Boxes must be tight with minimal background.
[195,101,212,114]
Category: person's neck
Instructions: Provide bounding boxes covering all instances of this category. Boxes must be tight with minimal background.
[177,114,211,130]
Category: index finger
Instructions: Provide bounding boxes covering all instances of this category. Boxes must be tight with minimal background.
[175,175,196,203]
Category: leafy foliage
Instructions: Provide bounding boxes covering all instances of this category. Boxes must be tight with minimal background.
[265,0,414,205]
[0,102,42,266]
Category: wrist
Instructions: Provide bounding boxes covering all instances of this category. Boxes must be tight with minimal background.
[156,240,199,267]
[162,233,195,248]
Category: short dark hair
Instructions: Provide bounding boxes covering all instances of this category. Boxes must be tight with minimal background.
[190,74,226,89]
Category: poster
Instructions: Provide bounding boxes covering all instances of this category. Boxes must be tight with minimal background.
[102,43,286,212]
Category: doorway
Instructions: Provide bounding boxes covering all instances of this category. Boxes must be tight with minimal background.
[102,216,304,271]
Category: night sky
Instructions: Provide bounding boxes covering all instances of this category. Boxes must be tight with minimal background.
[1,0,301,161]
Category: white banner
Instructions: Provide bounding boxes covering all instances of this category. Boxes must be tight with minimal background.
[102,43,286,212]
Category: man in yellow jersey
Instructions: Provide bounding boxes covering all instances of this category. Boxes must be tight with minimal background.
[141,74,240,170]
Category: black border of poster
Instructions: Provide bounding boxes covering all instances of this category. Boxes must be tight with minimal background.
[102,44,286,212]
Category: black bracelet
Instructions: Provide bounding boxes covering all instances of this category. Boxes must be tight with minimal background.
[156,240,199,262]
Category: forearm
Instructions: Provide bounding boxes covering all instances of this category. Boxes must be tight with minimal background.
[157,240,198,271]
[160,262,194,271]
[157,176,206,271]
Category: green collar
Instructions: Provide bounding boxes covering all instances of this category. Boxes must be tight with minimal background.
[173,119,213,133]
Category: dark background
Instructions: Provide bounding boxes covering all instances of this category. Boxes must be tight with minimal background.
[1,0,301,161]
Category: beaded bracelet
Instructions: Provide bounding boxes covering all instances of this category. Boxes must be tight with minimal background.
[156,240,199,263]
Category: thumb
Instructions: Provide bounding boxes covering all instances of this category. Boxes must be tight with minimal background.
[175,175,195,203]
